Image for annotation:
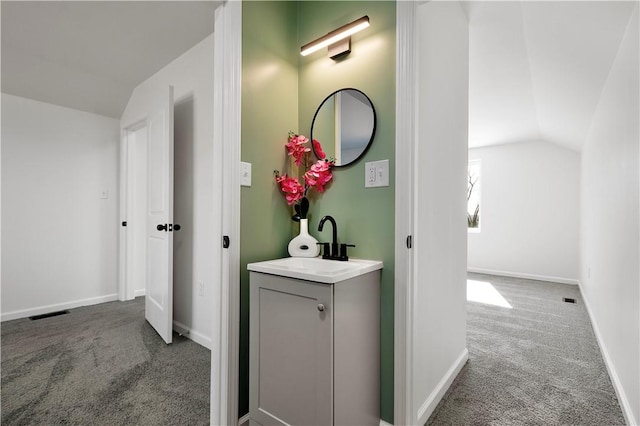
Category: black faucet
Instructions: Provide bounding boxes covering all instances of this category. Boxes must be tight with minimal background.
[318,215,338,259]
[318,215,355,261]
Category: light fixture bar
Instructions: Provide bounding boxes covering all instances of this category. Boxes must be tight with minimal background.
[300,16,370,57]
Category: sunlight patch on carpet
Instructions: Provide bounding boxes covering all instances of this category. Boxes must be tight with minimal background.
[467,280,512,308]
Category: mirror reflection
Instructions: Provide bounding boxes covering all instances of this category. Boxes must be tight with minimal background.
[311,88,376,167]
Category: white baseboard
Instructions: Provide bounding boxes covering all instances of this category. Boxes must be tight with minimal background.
[578,285,638,426]
[1,293,119,322]
[172,320,212,350]
[134,289,145,298]
[380,419,394,426]
[417,348,469,424]
[467,267,579,286]
[172,320,190,336]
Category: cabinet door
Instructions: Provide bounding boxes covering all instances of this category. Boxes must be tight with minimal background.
[250,273,333,426]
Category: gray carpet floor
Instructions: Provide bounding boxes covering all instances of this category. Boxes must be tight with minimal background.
[1,297,210,425]
[427,273,626,426]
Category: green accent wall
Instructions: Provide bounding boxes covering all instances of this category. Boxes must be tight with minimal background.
[240,0,299,417]
[240,1,395,422]
[297,2,396,422]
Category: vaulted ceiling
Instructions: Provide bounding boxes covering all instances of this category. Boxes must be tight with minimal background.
[2,0,636,147]
[468,1,637,151]
[1,1,218,119]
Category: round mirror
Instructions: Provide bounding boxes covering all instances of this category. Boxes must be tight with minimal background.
[310,88,376,167]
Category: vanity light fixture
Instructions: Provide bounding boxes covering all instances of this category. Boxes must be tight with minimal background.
[300,15,370,59]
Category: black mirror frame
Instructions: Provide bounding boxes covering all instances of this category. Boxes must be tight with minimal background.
[310,88,377,168]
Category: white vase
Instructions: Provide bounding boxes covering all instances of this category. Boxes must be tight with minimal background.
[288,218,320,257]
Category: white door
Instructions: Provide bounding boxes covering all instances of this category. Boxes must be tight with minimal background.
[145,85,175,344]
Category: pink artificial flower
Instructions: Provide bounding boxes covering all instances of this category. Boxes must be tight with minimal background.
[275,134,334,215]
[285,134,311,166]
[276,174,305,205]
[304,160,333,193]
[312,139,326,160]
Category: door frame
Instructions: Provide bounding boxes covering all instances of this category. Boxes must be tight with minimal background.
[211,1,241,425]
[118,124,129,301]
[119,118,149,302]
[394,1,417,424]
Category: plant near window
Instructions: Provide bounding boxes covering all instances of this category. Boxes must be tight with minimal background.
[274,132,335,221]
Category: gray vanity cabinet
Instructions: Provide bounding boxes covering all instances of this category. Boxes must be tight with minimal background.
[249,270,380,426]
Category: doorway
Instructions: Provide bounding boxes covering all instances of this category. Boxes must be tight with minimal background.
[124,121,149,301]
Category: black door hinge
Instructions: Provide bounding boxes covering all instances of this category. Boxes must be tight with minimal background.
[406,235,413,249]
[122,221,127,227]
[223,235,230,248]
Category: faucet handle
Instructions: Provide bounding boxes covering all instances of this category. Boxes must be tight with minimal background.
[317,242,331,259]
[339,243,356,261]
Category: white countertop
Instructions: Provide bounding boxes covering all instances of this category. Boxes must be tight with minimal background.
[247,257,383,284]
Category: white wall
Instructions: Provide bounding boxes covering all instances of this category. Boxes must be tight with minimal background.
[121,34,215,348]
[468,141,580,284]
[580,5,639,424]
[1,94,120,320]
[413,2,469,423]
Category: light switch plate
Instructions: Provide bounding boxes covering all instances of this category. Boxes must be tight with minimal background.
[365,160,389,188]
[240,162,252,187]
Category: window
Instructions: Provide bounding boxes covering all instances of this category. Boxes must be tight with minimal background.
[468,160,481,230]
